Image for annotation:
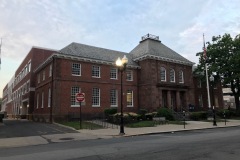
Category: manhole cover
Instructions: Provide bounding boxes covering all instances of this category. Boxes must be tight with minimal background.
[59,137,74,140]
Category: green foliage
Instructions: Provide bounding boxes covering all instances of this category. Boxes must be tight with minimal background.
[126,121,155,128]
[189,112,208,121]
[157,108,174,121]
[138,109,148,120]
[195,33,240,111]
[104,108,117,116]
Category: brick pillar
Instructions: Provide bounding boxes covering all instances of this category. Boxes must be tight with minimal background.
[167,90,171,109]
[176,91,181,111]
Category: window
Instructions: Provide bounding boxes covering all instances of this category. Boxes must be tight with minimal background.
[71,87,80,106]
[27,81,30,92]
[41,92,44,108]
[42,70,45,81]
[127,90,133,107]
[126,70,133,81]
[198,95,203,107]
[170,69,175,82]
[110,89,118,107]
[197,80,202,88]
[160,67,166,81]
[48,88,51,107]
[28,61,31,72]
[179,70,184,83]
[72,63,81,76]
[37,93,39,109]
[92,65,100,78]
[49,64,52,77]
[92,88,100,106]
[37,74,40,83]
[110,68,117,79]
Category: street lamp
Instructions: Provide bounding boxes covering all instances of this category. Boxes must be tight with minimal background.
[116,55,128,135]
[209,75,217,126]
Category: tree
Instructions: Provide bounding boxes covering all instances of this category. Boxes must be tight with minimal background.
[195,33,240,112]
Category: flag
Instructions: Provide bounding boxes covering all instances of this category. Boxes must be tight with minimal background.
[203,34,207,60]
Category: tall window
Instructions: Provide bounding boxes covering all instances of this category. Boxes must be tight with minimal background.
[49,64,52,77]
[127,90,133,107]
[110,89,118,107]
[197,80,202,88]
[48,88,51,107]
[71,87,80,106]
[92,65,100,78]
[179,70,184,83]
[28,61,31,72]
[72,63,81,76]
[160,67,166,81]
[110,68,117,79]
[126,70,133,81]
[92,88,100,106]
[37,93,39,109]
[170,69,175,82]
[198,95,203,108]
[42,70,45,81]
[37,74,40,83]
[41,92,44,108]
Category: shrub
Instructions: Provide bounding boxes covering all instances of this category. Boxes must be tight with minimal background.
[217,109,233,118]
[138,109,148,120]
[157,108,174,121]
[189,112,208,121]
[104,108,117,117]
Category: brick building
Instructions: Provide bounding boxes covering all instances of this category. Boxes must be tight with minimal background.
[2,47,56,118]
[2,34,224,122]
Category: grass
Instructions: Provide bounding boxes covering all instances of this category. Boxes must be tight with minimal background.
[125,121,156,128]
[58,121,104,130]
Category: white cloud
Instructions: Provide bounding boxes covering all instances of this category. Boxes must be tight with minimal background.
[0,0,240,97]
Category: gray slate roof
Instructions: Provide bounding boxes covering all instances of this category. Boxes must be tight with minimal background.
[130,38,194,65]
[59,42,139,67]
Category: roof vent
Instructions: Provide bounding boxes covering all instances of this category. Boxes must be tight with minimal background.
[141,33,161,42]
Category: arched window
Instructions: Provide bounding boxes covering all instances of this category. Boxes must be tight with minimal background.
[170,69,175,82]
[179,70,184,83]
[160,67,166,81]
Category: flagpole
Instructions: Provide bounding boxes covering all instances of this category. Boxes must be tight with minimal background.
[203,34,211,109]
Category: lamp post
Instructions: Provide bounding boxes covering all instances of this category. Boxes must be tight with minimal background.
[116,55,128,135]
[209,75,217,126]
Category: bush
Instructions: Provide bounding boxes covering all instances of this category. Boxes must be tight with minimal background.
[189,112,208,121]
[217,109,233,118]
[138,109,148,120]
[104,108,117,116]
[157,108,174,121]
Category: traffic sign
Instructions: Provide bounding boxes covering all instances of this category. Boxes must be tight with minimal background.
[76,92,85,102]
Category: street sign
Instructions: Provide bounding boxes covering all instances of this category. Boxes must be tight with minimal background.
[76,92,85,102]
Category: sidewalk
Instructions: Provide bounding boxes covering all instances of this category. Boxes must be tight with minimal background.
[0,120,239,148]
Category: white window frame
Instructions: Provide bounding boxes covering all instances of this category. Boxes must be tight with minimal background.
[179,70,184,83]
[42,70,45,81]
[170,69,175,82]
[41,92,44,108]
[110,68,118,79]
[72,63,81,76]
[71,86,80,107]
[37,93,39,109]
[49,64,52,77]
[48,88,51,107]
[37,74,40,83]
[92,65,100,78]
[160,67,166,81]
[198,95,203,108]
[126,70,133,81]
[92,88,100,107]
[110,89,118,107]
[127,90,133,107]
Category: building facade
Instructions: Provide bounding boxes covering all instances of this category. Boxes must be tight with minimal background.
[2,47,56,118]
[2,34,224,122]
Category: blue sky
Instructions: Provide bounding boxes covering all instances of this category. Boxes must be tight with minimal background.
[0,0,240,97]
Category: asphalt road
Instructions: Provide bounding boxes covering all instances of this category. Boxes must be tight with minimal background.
[0,119,78,138]
[0,126,240,160]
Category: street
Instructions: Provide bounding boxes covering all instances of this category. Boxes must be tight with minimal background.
[0,119,78,138]
[0,126,240,160]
